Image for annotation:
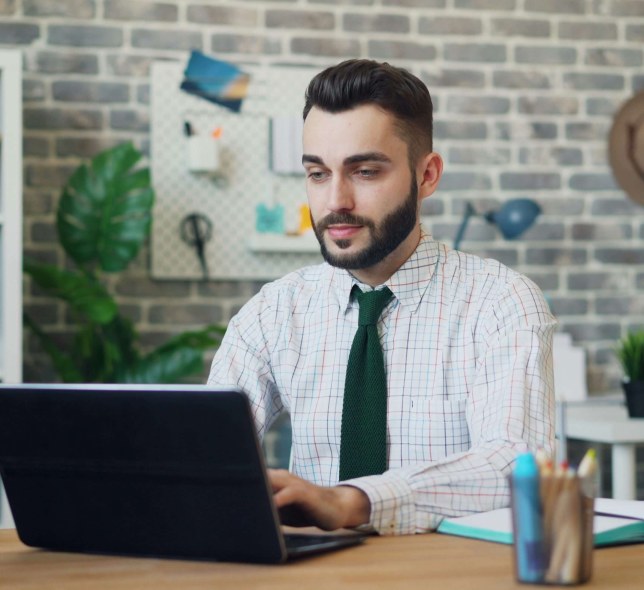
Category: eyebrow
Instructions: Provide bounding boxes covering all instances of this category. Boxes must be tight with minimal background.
[302,151,393,167]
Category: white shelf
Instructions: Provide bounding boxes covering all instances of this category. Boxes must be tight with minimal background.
[0,49,22,530]
[247,232,321,254]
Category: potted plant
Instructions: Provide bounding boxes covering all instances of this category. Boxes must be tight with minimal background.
[615,330,644,418]
[24,142,225,383]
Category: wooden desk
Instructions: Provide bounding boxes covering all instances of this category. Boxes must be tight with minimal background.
[565,401,644,500]
[1,528,641,590]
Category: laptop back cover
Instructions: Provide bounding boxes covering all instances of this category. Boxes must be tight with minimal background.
[0,384,287,563]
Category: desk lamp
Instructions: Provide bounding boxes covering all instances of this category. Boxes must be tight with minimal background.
[453,198,542,251]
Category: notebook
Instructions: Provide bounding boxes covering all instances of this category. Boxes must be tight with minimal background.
[0,384,367,563]
[436,499,644,548]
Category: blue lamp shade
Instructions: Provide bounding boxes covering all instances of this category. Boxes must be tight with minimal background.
[484,198,542,240]
[453,198,542,251]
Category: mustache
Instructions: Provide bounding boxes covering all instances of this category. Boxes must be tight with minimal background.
[314,212,375,233]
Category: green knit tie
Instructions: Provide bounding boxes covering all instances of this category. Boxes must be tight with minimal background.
[339,285,394,481]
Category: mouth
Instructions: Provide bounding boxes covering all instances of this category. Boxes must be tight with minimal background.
[326,224,363,240]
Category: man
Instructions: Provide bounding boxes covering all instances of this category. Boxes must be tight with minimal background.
[208,59,556,535]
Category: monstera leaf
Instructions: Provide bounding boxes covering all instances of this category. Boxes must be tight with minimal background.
[57,142,154,272]
[23,142,226,384]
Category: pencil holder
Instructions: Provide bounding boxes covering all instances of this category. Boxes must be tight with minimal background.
[510,469,595,585]
[187,135,221,175]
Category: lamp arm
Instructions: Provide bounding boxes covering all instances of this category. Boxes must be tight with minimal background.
[453,202,476,251]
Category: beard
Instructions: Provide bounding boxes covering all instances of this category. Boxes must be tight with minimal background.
[311,176,419,270]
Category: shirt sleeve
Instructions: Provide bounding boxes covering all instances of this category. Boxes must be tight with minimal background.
[207,292,284,440]
[345,275,557,535]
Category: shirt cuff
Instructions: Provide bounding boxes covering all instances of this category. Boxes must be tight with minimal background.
[342,471,417,536]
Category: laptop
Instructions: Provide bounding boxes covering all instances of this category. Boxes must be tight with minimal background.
[0,384,367,563]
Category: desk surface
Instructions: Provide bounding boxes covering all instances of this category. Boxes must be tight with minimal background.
[1,528,642,590]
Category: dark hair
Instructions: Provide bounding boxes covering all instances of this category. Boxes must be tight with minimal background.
[303,59,434,164]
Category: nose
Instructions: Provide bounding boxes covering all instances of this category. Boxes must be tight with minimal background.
[327,175,354,212]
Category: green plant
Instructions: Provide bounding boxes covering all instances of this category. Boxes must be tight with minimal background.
[24,142,225,383]
[616,330,644,383]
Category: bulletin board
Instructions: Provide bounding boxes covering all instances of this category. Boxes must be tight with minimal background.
[150,61,323,280]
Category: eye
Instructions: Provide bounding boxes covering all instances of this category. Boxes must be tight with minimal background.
[305,168,328,182]
[356,168,379,178]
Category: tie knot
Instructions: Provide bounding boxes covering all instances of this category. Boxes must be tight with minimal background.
[353,286,393,326]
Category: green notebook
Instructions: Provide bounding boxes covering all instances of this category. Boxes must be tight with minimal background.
[437,498,644,548]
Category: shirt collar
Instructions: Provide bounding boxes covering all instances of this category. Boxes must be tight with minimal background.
[329,231,441,314]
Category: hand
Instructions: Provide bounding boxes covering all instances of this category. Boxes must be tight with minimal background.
[268,468,371,531]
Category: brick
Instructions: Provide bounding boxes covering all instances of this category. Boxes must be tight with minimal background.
[188,5,257,26]
[500,173,561,191]
[568,271,631,291]
[527,248,587,265]
[48,25,122,47]
[0,0,15,15]
[211,33,282,55]
[23,79,46,101]
[572,223,632,240]
[23,190,54,215]
[24,107,103,130]
[448,147,511,165]
[519,147,583,167]
[197,281,253,299]
[434,120,487,140]
[383,0,445,6]
[523,222,565,241]
[149,304,223,326]
[559,21,618,40]
[421,69,484,88]
[525,0,585,13]
[493,71,551,89]
[25,164,76,188]
[291,37,360,57]
[131,29,202,51]
[23,136,50,158]
[637,273,644,290]
[566,122,611,141]
[446,96,510,115]
[595,248,644,264]
[569,173,619,191]
[368,40,436,61]
[598,0,644,17]
[419,198,444,216]
[52,80,129,103]
[115,277,190,298]
[491,18,550,38]
[343,13,409,33]
[137,84,150,104]
[561,323,621,342]
[106,55,156,77]
[515,46,577,65]
[626,24,644,42]
[495,122,558,141]
[549,297,589,316]
[538,197,584,216]
[267,9,334,29]
[454,0,516,8]
[586,97,621,117]
[473,248,518,267]
[105,0,178,21]
[438,172,492,191]
[24,0,94,17]
[109,109,150,132]
[0,22,40,44]
[527,272,559,292]
[24,303,59,325]
[33,51,98,75]
[519,96,578,115]
[55,137,121,158]
[590,198,642,215]
[563,72,624,91]
[597,297,644,316]
[586,48,642,68]
[31,222,58,244]
[444,43,505,62]
[633,75,644,92]
[419,17,482,36]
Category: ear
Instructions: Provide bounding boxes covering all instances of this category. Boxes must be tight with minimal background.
[417,152,443,199]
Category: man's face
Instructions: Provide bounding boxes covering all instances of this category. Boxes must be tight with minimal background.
[302,105,421,273]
